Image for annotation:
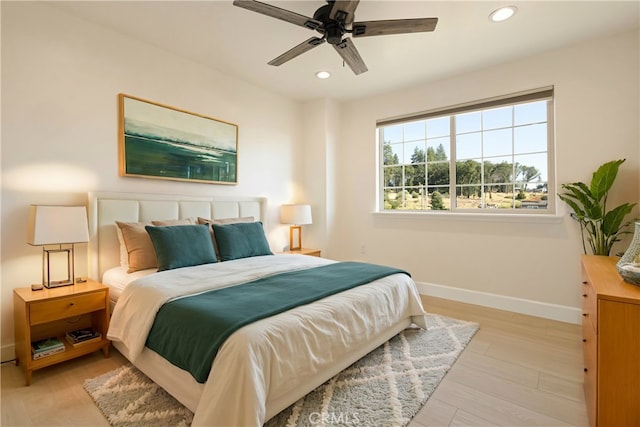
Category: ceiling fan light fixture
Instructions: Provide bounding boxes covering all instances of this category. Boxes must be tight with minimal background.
[489,6,517,22]
[315,71,331,79]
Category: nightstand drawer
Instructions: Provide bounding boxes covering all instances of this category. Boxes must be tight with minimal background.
[30,292,105,325]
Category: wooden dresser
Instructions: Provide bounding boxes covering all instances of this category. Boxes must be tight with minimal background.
[581,255,640,427]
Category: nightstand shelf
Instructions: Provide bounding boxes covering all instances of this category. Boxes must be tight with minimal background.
[13,280,110,385]
[281,248,321,257]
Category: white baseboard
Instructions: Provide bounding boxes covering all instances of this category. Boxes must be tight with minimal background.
[416,281,582,325]
[1,344,16,363]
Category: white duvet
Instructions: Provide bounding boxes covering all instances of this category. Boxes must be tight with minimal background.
[108,254,427,426]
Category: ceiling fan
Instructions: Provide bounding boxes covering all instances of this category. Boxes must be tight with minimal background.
[232,0,438,75]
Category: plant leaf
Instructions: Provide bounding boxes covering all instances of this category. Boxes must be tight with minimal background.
[560,183,592,204]
[573,182,594,199]
[602,203,637,235]
[590,159,625,201]
[572,182,602,219]
[559,195,587,220]
[560,183,601,219]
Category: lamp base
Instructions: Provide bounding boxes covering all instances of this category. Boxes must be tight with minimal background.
[42,245,75,288]
[289,225,302,251]
[44,279,74,288]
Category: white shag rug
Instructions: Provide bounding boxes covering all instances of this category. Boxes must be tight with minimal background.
[84,313,478,427]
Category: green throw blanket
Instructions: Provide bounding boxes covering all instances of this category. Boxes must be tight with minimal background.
[145,261,410,383]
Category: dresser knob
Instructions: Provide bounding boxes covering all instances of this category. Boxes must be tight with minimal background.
[69,302,75,306]
[584,368,588,373]
[582,294,587,297]
[582,281,588,285]
[583,339,587,343]
[583,313,588,317]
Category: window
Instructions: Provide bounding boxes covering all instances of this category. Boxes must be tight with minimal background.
[378,88,554,214]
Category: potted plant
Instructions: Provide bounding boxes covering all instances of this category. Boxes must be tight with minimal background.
[559,159,637,256]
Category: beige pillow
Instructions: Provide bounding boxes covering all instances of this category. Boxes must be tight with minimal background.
[151,218,197,226]
[115,221,157,273]
[116,226,130,269]
[197,216,254,260]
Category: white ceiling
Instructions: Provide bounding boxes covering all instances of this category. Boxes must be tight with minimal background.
[51,1,639,102]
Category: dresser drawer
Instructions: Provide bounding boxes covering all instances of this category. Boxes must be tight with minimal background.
[30,292,106,325]
[582,316,597,427]
[581,278,598,332]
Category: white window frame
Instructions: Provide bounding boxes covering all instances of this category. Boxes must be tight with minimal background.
[376,87,556,217]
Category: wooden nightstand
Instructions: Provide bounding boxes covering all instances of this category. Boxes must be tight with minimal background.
[281,248,321,257]
[13,280,110,385]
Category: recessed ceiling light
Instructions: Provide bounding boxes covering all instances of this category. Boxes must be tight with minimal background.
[489,6,517,22]
[315,71,331,79]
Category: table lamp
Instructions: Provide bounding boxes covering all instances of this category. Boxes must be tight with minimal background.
[27,205,89,288]
[280,204,312,251]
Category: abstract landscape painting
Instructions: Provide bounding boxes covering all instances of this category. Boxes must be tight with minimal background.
[118,94,238,184]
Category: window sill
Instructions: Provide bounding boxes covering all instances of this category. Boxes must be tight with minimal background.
[372,210,564,224]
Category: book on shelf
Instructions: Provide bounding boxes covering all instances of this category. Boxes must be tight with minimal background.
[31,337,65,360]
[32,345,65,360]
[65,328,101,346]
[65,333,102,347]
[66,328,99,341]
[31,337,64,353]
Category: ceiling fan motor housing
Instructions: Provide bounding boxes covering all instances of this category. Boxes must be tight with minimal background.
[313,3,346,45]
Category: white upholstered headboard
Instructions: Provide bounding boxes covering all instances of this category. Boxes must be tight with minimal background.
[88,191,267,281]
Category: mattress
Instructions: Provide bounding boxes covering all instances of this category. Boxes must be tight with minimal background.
[101,266,155,302]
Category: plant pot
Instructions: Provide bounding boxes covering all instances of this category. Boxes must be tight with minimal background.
[617,221,640,286]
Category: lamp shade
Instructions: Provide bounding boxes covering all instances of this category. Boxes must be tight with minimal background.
[27,205,89,245]
[280,204,312,225]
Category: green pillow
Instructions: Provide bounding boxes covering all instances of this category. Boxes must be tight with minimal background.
[145,224,217,271]
[212,222,273,261]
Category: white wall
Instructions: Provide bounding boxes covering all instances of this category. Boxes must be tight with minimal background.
[299,99,341,254]
[329,29,639,320]
[0,2,302,359]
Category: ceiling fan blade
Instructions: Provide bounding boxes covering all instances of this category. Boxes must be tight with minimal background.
[268,37,326,66]
[352,18,438,37]
[333,38,368,75]
[233,0,322,31]
[329,0,360,25]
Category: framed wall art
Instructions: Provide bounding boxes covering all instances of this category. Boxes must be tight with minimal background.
[118,94,238,185]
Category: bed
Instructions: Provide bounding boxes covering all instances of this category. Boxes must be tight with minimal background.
[88,191,427,426]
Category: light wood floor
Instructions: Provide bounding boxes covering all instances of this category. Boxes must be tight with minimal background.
[1,297,588,426]
[411,296,588,427]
